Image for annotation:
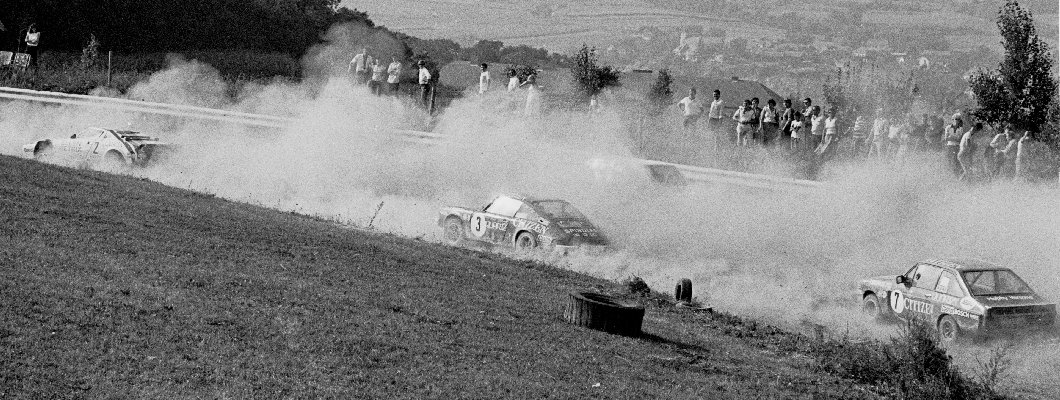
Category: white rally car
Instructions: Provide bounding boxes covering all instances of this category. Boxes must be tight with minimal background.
[23,127,167,167]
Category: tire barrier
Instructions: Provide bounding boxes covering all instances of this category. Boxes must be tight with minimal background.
[675,278,693,303]
[563,292,644,337]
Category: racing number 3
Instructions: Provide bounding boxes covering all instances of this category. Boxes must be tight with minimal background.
[470,214,486,237]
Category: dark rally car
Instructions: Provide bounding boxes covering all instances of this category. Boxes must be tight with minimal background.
[858,259,1056,343]
[437,195,608,251]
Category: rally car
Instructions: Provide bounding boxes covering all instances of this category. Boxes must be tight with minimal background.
[438,195,608,251]
[23,127,167,168]
[859,259,1056,343]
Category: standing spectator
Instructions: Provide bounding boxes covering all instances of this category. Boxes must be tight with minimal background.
[749,98,763,145]
[478,63,491,94]
[759,99,780,147]
[808,106,825,151]
[849,114,869,157]
[417,60,432,108]
[894,115,913,161]
[815,108,840,157]
[24,24,40,68]
[369,59,386,95]
[868,110,888,159]
[789,112,804,152]
[732,99,757,147]
[677,88,705,130]
[707,89,726,150]
[999,129,1019,178]
[958,122,984,180]
[506,68,519,92]
[988,127,1014,179]
[914,114,930,152]
[386,57,403,94]
[942,115,964,176]
[1014,131,1032,181]
[348,48,370,84]
[778,99,795,149]
[800,98,814,125]
[520,73,542,116]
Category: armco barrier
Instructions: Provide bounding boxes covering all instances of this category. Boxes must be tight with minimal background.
[2,86,820,190]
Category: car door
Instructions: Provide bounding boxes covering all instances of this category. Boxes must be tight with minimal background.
[906,264,943,320]
[468,197,521,244]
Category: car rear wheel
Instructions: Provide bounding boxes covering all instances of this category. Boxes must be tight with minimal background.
[33,142,53,161]
[862,295,882,321]
[514,232,538,251]
[443,217,465,245]
[937,315,959,344]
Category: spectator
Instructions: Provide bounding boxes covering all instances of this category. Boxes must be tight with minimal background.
[749,98,762,145]
[887,116,903,159]
[417,60,432,108]
[849,114,869,157]
[943,115,964,176]
[759,99,780,147]
[815,108,839,157]
[386,57,403,94]
[988,127,1014,179]
[800,98,814,126]
[808,106,824,151]
[779,99,795,149]
[789,112,804,152]
[520,73,542,116]
[707,89,726,149]
[894,115,913,161]
[732,99,756,146]
[958,122,984,180]
[369,58,386,95]
[506,68,519,92]
[915,114,930,152]
[1014,131,1032,181]
[348,48,370,84]
[478,63,491,94]
[677,88,705,130]
[868,110,887,159]
[24,24,40,68]
[999,129,1019,178]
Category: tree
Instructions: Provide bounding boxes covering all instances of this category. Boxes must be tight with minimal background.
[646,69,673,115]
[570,44,620,103]
[969,0,1057,135]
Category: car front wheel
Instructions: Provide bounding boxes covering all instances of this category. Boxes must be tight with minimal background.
[514,232,538,251]
[862,295,882,321]
[937,315,960,344]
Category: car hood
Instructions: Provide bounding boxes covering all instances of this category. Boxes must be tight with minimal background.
[975,293,1054,308]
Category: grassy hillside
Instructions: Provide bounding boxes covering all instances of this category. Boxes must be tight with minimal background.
[1,154,998,399]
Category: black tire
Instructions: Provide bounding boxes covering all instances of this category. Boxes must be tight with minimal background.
[563,292,644,337]
[937,315,960,344]
[514,231,538,251]
[862,294,882,321]
[442,217,465,246]
[675,278,693,303]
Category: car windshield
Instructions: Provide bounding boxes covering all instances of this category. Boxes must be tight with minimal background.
[530,200,586,220]
[961,270,1033,296]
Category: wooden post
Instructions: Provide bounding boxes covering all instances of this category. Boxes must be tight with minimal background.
[107,51,112,86]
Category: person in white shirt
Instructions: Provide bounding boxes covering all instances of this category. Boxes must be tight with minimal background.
[417,60,432,108]
[808,106,824,151]
[506,68,519,92]
[789,112,804,152]
[519,73,542,116]
[369,59,386,95]
[759,99,780,147]
[24,24,40,67]
[386,57,402,94]
[868,110,888,159]
[815,108,839,156]
[677,88,704,130]
[348,48,370,84]
[732,99,757,146]
[478,63,491,94]
[706,90,726,148]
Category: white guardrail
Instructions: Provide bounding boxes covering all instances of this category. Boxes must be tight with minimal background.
[1,86,824,191]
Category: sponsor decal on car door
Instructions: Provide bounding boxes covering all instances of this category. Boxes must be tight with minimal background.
[469,212,509,243]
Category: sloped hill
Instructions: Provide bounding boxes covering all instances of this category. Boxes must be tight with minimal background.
[1,154,884,398]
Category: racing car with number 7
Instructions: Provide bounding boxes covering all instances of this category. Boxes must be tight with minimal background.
[858,259,1055,344]
[438,195,608,252]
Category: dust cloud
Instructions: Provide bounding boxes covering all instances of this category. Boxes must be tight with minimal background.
[1,21,1058,396]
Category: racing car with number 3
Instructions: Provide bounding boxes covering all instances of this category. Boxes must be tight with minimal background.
[859,259,1056,344]
[438,195,608,251]
[23,127,167,168]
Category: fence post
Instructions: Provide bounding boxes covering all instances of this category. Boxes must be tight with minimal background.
[107,51,112,86]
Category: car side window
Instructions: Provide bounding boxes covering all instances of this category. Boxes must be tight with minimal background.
[484,197,522,218]
[514,205,540,221]
[912,264,943,290]
[935,271,965,297]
